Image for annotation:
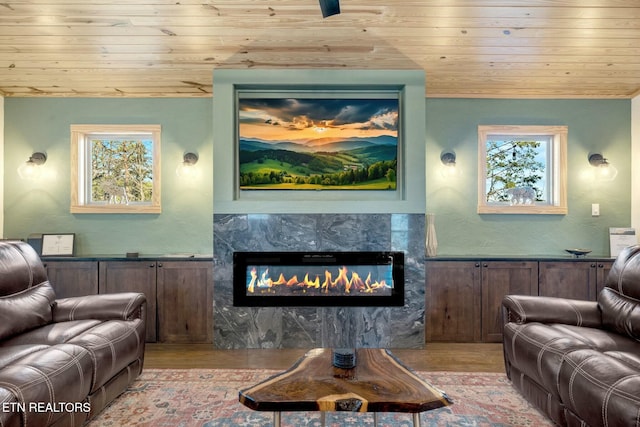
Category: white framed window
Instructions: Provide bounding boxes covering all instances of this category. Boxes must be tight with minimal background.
[478,125,567,214]
[70,124,161,214]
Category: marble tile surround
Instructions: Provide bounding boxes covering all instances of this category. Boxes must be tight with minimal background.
[213,213,425,349]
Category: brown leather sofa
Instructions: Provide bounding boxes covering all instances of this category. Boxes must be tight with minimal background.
[502,244,640,427]
[0,240,146,426]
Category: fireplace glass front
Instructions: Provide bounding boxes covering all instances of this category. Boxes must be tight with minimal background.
[233,251,404,307]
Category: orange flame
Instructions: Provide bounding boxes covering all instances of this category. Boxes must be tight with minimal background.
[247,265,391,295]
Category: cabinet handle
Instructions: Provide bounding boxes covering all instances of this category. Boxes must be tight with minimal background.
[591,263,596,268]
[150,263,155,268]
[158,263,163,268]
[483,263,488,268]
[598,264,604,268]
[475,263,480,267]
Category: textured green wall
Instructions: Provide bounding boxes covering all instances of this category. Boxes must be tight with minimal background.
[3,96,632,256]
[426,98,631,256]
[4,98,213,256]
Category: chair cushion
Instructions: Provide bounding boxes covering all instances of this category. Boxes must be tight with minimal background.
[599,287,640,340]
[0,282,55,340]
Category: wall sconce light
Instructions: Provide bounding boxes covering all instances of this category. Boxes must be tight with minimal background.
[440,150,459,177]
[588,153,617,181]
[17,152,47,180]
[176,152,199,177]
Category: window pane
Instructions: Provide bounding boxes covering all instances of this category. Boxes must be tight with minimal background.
[88,135,155,205]
[485,135,550,205]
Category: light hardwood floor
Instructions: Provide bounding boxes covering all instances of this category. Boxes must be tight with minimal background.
[144,343,505,373]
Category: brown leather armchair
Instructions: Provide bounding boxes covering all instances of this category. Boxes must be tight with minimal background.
[502,244,640,427]
[0,240,146,426]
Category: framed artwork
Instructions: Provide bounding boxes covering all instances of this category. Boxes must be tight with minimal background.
[237,92,400,192]
[477,125,568,214]
[41,234,75,257]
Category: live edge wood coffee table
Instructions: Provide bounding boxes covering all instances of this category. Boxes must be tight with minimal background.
[239,348,452,426]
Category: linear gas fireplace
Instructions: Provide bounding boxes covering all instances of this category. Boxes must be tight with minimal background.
[233,251,404,307]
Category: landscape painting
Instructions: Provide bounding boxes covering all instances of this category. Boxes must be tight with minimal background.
[238,96,399,191]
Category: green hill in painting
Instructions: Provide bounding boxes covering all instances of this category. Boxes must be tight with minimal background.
[239,137,397,190]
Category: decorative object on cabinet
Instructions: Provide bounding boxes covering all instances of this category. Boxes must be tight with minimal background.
[425,213,438,257]
[41,233,75,256]
[17,151,47,180]
[477,125,567,214]
[609,227,636,257]
[564,248,592,258]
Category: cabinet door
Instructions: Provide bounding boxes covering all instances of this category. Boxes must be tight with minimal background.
[539,261,597,300]
[156,261,213,343]
[596,261,614,296]
[481,261,538,342]
[99,261,157,342]
[43,261,98,298]
[426,261,481,342]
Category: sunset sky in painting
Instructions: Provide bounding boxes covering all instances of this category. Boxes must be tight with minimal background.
[238,98,398,144]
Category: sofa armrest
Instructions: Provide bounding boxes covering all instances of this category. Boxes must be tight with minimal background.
[52,293,146,322]
[502,294,602,328]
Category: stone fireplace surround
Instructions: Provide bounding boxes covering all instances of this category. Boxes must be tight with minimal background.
[213,213,425,349]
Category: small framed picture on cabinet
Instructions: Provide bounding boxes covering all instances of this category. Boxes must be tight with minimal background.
[41,234,75,257]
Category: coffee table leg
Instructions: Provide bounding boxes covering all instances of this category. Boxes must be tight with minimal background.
[374,412,379,426]
[273,412,281,427]
[413,413,421,427]
[320,411,326,426]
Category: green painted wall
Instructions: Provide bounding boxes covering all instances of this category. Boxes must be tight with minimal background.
[3,96,632,257]
[426,98,631,257]
[3,98,213,256]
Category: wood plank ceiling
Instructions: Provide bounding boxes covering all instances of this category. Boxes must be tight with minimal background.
[1,0,639,98]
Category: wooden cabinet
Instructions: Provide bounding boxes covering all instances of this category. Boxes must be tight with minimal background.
[426,260,537,343]
[426,261,481,342]
[98,260,213,343]
[539,260,613,301]
[157,261,213,343]
[40,257,213,343]
[44,261,99,298]
[481,261,538,342]
[99,261,158,342]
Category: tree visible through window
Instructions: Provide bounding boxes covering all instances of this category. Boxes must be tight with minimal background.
[485,137,548,204]
[478,125,567,214]
[90,137,154,204]
[71,125,161,214]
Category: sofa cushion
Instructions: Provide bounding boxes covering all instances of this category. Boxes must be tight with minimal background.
[599,287,640,340]
[66,319,145,392]
[0,344,94,427]
[558,349,640,427]
[0,241,49,297]
[0,386,21,427]
[0,281,55,341]
[0,320,103,347]
[503,322,592,397]
[0,344,51,369]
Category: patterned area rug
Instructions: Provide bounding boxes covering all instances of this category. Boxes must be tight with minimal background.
[88,369,552,426]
